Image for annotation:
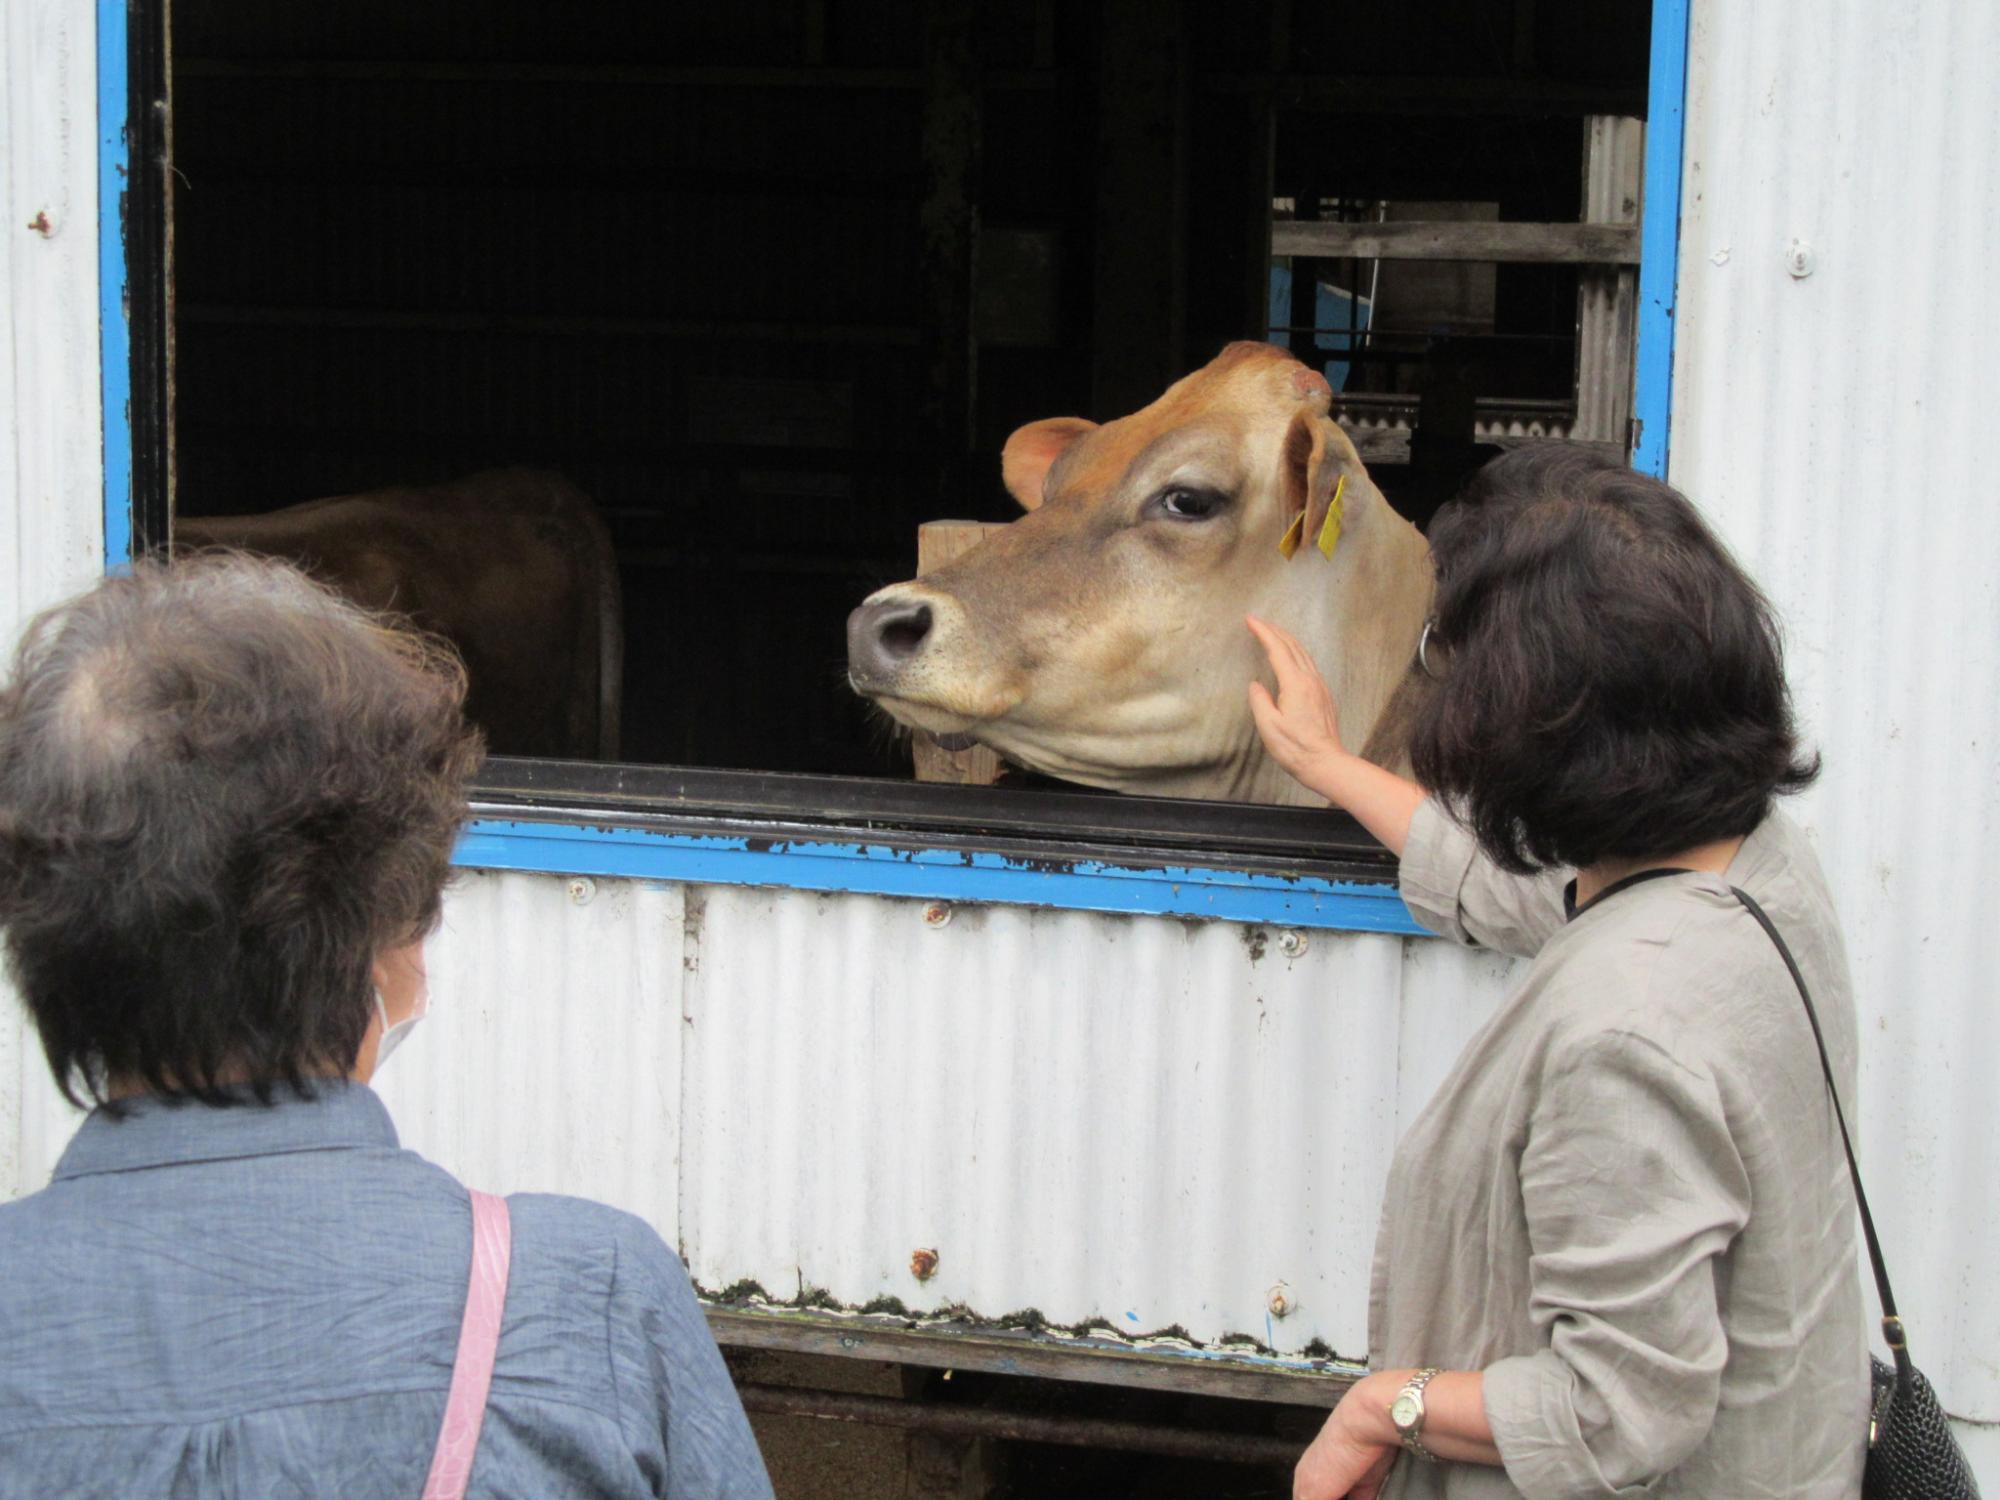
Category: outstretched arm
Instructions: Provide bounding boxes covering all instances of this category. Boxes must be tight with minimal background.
[1246,615,1426,854]
[1247,615,1567,956]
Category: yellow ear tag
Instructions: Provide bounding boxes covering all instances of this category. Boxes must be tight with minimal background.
[1315,474,1347,559]
[1278,511,1305,559]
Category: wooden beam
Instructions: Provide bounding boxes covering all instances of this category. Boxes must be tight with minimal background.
[176,303,923,347]
[176,58,1062,92]
[1202,73,1646,118]
[1271,220,1640,265]
[706,1307,1360,1409]
[912,521,1008,786]
[736,1382,1302,1468]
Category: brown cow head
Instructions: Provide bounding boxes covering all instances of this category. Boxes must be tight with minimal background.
[846,342,1432,804]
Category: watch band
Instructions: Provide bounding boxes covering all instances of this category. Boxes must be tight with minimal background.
[1392,1367,1443,1462]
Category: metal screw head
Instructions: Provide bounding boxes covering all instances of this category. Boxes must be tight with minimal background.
[1785,240,1815,278]
[911,1247,940,1281]
[1276,929,1308,958]
[566,876,596,905]
[1267,1283,1294,1318]
[922,902,953,928]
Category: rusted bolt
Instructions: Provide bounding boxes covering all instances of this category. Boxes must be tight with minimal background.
[1277,929,1308,958]
[566,876,596,906]
[26,211,53,237]
[1268,1283,1294,1318]
[910,1247,940,1281]
[921,902,952,928]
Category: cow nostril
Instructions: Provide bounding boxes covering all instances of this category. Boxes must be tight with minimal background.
[876,603,933,660]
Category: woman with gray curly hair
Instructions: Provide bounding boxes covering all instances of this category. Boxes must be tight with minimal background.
[0,556,772,1500]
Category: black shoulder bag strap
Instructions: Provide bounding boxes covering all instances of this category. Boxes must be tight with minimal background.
[1729,886,1910,1380]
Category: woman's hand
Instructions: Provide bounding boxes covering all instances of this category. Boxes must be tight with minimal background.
[1294,1378,1402,1500]
[1296,1369,1502,1496]
[1247,614,1351,796]
[1245,615,1428,856]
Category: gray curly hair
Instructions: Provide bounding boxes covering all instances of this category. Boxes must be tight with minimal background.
[0,554,484,1109]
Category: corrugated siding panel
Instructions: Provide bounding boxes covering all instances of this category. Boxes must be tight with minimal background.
[1675,0,2000,1426]
[371,872,687,1241]
[677,885,1511,1356]
[1,0,109,1202]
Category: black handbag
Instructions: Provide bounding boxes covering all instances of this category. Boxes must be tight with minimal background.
[1732,887,1982,1499]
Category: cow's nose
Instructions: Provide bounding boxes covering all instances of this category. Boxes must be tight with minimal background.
[846,597,935,685]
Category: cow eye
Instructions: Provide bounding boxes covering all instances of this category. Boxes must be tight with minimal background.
[1154,486,1228,521]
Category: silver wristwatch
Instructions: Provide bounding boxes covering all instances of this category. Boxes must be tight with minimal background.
[1389,1367,1443,1462]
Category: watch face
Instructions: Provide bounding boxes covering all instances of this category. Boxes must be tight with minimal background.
[1390,1393,1421,1430]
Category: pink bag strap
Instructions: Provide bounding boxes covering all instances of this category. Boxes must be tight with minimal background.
[420,1189,513,1500]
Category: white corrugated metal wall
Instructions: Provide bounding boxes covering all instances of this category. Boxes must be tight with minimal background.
[1,0,110,1198]
[1672,0,2000,1466]
[1,0,1995,1473]
[367,873,1513,1364]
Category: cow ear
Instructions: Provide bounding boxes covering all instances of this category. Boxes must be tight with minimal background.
[1001,417,1098,512]
[1281,410,1367,550]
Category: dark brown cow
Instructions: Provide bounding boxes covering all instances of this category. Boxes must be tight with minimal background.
[176,469,622,760]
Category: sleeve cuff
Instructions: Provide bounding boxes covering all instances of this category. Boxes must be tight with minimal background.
[1483,1353,1612,1500]
[1397,798,1482,943]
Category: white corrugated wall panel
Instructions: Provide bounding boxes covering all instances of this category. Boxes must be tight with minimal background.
[677,885,1511,1357]
[4,870,697,1221]
[371,871,687,1240]
[1675,0,2000,1432]
[1,0,110,1202]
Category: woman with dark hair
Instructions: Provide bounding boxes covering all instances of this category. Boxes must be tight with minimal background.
[1248,448,1867,1499]
[0,556,771,1499]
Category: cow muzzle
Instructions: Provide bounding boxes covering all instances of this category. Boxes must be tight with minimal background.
[845,586,1023,731]
[846,595,937,691]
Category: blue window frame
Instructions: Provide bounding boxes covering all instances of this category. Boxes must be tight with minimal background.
[96,0,1688,935]
[1634,0,1692,480]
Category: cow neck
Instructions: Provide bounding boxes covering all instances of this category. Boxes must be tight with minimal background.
[1284,496,1431,796]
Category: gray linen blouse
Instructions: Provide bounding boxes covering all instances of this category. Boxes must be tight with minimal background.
[1376,800,1870,1499]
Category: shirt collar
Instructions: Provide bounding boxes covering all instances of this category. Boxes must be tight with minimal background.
[1561,815,1783,922]
[52,1080,400,1181]
[1562,865,1699,922]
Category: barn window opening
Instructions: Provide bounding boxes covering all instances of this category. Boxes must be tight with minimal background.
[140,0,1654,859]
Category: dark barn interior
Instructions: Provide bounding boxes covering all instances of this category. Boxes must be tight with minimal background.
[167,0,1651,782]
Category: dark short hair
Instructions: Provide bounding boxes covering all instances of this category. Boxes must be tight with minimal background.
[0,555,484,1108]
[1409,447,1818,874]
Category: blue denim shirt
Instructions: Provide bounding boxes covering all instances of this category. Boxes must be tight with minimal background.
[0,1082,773,1500]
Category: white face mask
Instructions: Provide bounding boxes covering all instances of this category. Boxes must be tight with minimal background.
[372,984,429,1071]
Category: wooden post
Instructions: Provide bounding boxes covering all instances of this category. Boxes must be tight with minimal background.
[1183,0,1277,365]
[1092,0,1190,416]
[920,0,981,505]
[904,1434,1004,1500]
[1574,116,1645,452]
[911,521,1008,786]
[900,1365,1005,1500]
